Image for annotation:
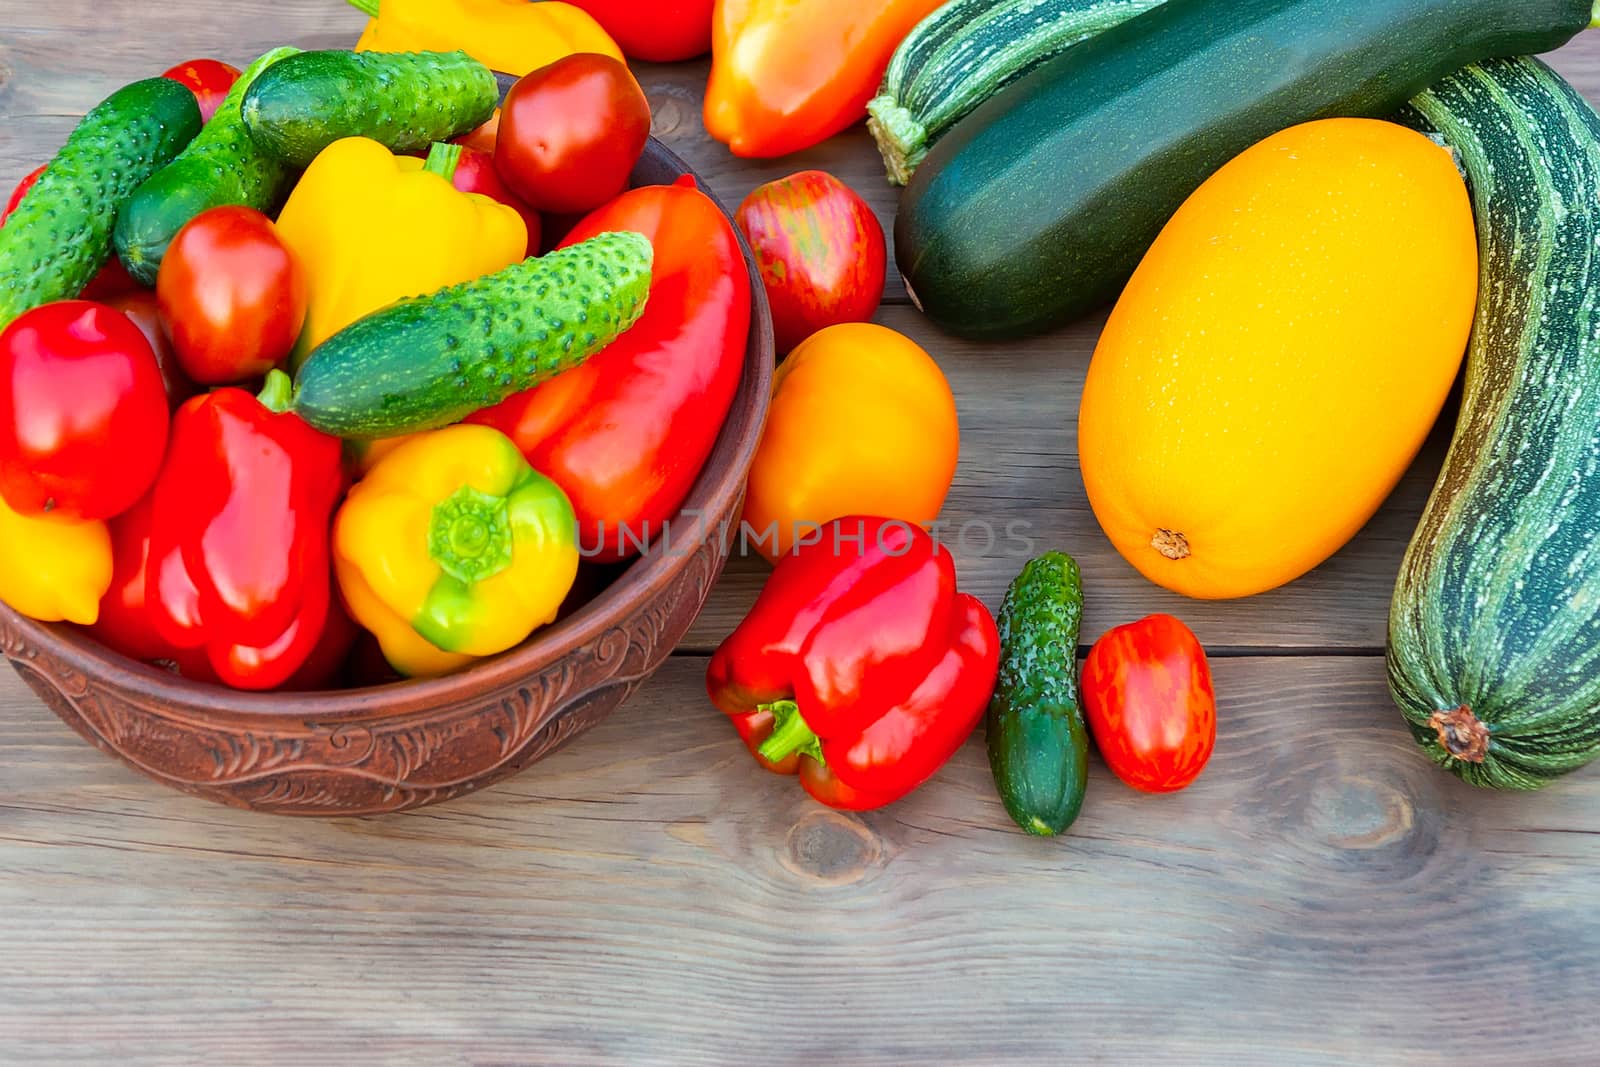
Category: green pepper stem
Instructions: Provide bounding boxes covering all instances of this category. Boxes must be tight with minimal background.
[756,700,825,764]
[429,485,514,585]
[424,142,463,184]
[257,368,293,414]
[347,0,380,16]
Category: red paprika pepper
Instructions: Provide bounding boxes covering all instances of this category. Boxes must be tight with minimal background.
[145,370,345,690]
[706,516,999,810]
[470,175,750,562]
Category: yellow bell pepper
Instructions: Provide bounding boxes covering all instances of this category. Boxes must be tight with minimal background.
[274,137,527,362]
[0,496,112,625]
[350,0,624,76]
[335,425,581,678]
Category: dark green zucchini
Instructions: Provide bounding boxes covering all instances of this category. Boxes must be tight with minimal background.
[895,0,1596,341]
[1388,57,1600,790]
[292,231,652,439]
[241,49,497,169]
[114,47,300,285]
[987,552,1089,835]
[0,79,200,327]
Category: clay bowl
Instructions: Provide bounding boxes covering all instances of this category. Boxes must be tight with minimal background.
[0,138,774,815]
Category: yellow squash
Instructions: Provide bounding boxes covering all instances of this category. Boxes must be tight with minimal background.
[1078,118,1478,600]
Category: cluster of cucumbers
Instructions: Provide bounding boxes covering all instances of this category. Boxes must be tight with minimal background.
[0,47,652,439]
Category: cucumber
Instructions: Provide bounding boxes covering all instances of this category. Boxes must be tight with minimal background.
[986,552,1088,836]
[241,49,497,169]
[868,0,1166,185]
[896,0,1597,341]
[1387,58,1600,790]
[292,231,653,439]
[0,78,200,327]
[113,47,300,285]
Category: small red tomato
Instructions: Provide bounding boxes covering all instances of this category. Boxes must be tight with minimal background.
[0,301,170,521]
[4,165,138,301]
[736,171,887,354]
[157,205,306,385]
[495,53,651,216]
[161,58,241,124]
[104,291,197,406]
[566,0,714,62]
[1082,614,1217,793]
[448,146,541,257]
[454,108,501,153]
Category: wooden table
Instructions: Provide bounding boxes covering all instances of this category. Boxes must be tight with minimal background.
[4,5,1600,1062]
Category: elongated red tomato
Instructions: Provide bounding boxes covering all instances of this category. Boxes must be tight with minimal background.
[1081,614,1216,793]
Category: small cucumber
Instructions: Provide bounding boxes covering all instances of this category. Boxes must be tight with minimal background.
[0,78,200,327]
[114,47,300,285]
[292,230,654,439]
[242,49,497,168]
[986,552,1089,836]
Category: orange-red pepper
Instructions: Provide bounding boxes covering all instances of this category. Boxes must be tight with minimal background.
[704,0,946,158]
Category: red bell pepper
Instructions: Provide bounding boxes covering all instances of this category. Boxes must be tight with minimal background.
[565,0,713,63]
[706,516,1000,810]
[145,370,345,690]
[470,175,751,562]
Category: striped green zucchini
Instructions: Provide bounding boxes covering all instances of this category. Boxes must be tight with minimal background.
[867,0,1165,185]
[1388,56,1600,790]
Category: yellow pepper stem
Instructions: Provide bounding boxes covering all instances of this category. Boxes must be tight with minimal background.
[423,142,463,184]
[347,0,379,16]
[428,485,514,584]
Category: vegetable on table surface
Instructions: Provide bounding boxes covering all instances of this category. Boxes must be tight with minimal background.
[895,0,1595,341]
[741,322,958,563]
[1389,57,1600,790]
[868,0,1166,186]
[987,552,1089,836]
[292,229,653,440]
[103,291,197,407]
[494,53,651,216]
[0,78,200,329]
[1078,119,1477,600]
[273,136,527,360]
[470,176,750,563]
[116,47,300,286]
[707,516,999,811]
[0,301,170,522]
[156,206,307,385]
[0,496,111,626]
[351,0,623,76]
[735,170,886,355]
[146,370,345,691]
[705,0,947,158]
[334,424,580,679]
[566,0,713,62]
[161,58,242,124]
[443,145,541,257]
[1082,614,1215,793]
[241,49,497,169]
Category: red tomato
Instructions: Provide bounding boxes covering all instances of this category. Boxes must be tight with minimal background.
[736,171,887,354]
[103,291,197,407]
[566,0,714,62]
[448,146,541,257]
[0,301,170,521]
[494,53,651,216]
[4,165,139,301]
[161,58,241,124]
[156,206,307,385]
[1082,614,1217,793]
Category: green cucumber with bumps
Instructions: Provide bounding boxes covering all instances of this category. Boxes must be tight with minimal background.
[114,47,300,285]
[292,230,653,439]
[0,78,200,327]
[868,0,1167,185]
[986,552,1089,836]
[242,49,497,169]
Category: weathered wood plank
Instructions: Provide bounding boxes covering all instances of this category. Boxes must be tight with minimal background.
[1,655,1597,1064]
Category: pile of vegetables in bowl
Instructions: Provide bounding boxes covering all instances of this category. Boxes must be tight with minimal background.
[6,0,1600,824]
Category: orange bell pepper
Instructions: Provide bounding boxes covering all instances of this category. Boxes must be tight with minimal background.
[704,0,946,158]
[741,323,960,562]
